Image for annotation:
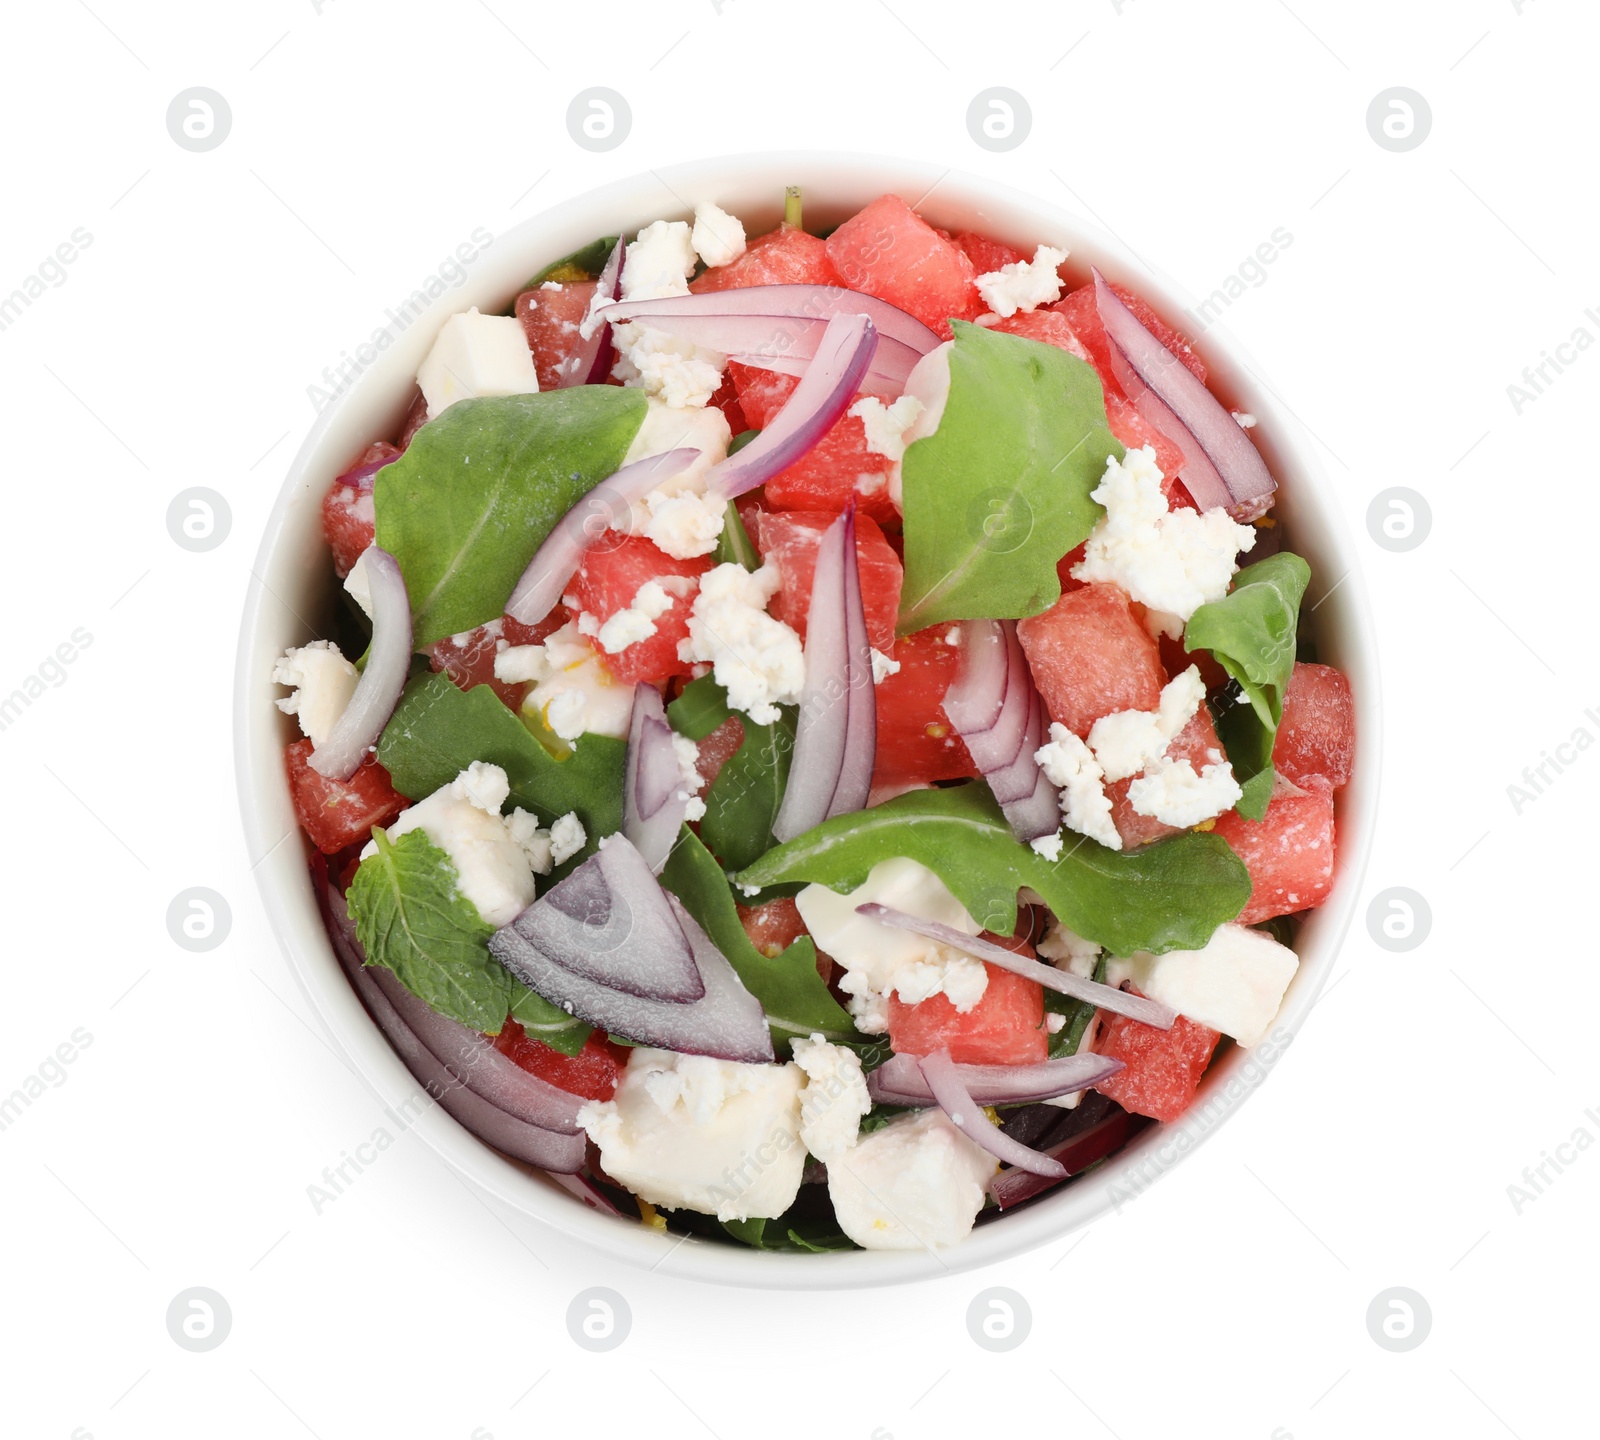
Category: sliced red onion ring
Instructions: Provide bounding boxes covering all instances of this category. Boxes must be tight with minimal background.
[994,696,1062,842]
[704,312,878,500]
[504,447,701,625]
[853,903,1177,1028]
[561,236,624,387]
[309,546,412,781]
[317,875,585,1173]
[490,891,774,1064]
[1093,268,1276,520]
[771,506,875,842]
[991,1107,1132,1209]
[919,1049,1066,1179]
[867,1050,1124,1107]
[510,835,705,1003]
[624,684,691,874]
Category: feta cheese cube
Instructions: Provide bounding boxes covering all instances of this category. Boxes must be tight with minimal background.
[1129,923,1298,1048]
[888,343,952,508]
[272,640,358,747]
[791,1034,871,1163]
[974,243,1068,318]
[417,308,539,418]
[678,563,805,725]
[343,548,375,619]
[691,201,747,269]
[577,1048,805,1221]
[827,1108,998,1250]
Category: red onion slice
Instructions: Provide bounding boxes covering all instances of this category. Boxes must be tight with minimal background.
[624,684,692,874]
[504,447,701,625]
[919,1049,1066,1179]
[318,876,586,1173]
[309,546,412,781]
[993,696,1062,842]
[854,903,1177,1028]
[722,350,903,401]
[510,835,705,1003]
[1092,269,1276,519]
[561,236,624,388]
[705,312,879,500]
[490,892,774,1064]
[991,1107,1131,1209]
[771,506,875,842]
[867,1050,1124,1107]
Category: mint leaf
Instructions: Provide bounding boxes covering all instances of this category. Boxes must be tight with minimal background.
[507,982,591,1056]
[374,389,644,646]
[733,783,1249,957]
[378,673,623,857]
[898,321,1120,633]
[1186,552,1311,821]
[346,829,511,1033]
[660,828,860,1047]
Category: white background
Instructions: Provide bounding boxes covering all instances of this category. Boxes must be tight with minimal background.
[2,0,1593,1436]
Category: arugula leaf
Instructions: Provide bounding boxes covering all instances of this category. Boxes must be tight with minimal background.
[713,499,759,571]
[700,706,795,871]
[1045,955,1105,1059]
[1186,552,1311,821]
[660,828,860,1047]
[666,673,734,740]
[378,673,623,856]
[346,829,511,1033]
[733,783,1248,957]
[727,428,761,455]
[720,1216,857,1252]
[507,983,591,1056]
[898,321,1121,634]
[524,236,619,287]
[374,389,644,646]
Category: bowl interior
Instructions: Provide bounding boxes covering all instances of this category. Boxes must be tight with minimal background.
[235,152,1380,1290]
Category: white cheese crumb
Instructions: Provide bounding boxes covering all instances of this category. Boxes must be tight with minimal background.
[1127,748,1243,828]
[672,733,708,823]
[1034,723,1121,851]
[522,621,635,741]
[870,648,901,684]
[612,322,725,409]
[1088,666,1207,782]
[504,807,555,875]
[1233,411,1258,429]
[678,563,805,726]
[619,220,697,301]
[849,394,926,464]
[591,579,675,654]
[548,812,588,866]
[973,243,1069,318]
[691,201,747,269]
[791,1034,872,1163]
[272,640,358,748]
[451,760,511,815]
[1037,920,1102,977]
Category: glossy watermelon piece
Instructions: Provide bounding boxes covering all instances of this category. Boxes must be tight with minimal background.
[755,510,902,653]
[887,962,1047,1066]
[567,535,710,685]
[737,896,808,958]
[690,224,842,291]
[1212,773,1336,923]
[502,606,570,650]
[1274,663,1355,788]
[727,362,899,525]
[285,738,408,855]
[320,442,400,577]
[1158,630,1229,693]
[956,231,1029,280]
[428,623,529,711]
[1103,704,1229,850]
[515,279,597,392]
[1018,583,1166,738]
[825,194,982,339]
[985,309,1091,360]
[493,1020,625,1103]
[871,625,979,788]
[1054,282,1207,391]
[706,370,748,435]
[1093,1006,1221,1123]
[692,713,746,794]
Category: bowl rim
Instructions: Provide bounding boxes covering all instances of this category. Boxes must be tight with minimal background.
[233,149,1382,1291]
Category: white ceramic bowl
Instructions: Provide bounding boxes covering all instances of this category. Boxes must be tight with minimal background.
[234,152,1380,1290]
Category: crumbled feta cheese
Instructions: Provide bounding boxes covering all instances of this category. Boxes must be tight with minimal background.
[1127,748,1243,827]
[672,733,707,823]
[1129,923,1298,1047]
[1088,666,1206,782]
[272,640,358,747]
[870,648,901,684]
[943,626,961,646]
[626,397,731,491]
[343,548,375,618]
[1037,920,1102,977]
[974,244,1068,318]
[791,1034,871,1163]
[548,811,587,866]
[795,858,989,1032]
[494,643,549,686]
[1233,411,1258,429]
[678,563,805,726]
[417,308,539,418]
[362,763,535,927]
[890,342,953,508]
[644,488,729,560]
[522,622,634,741]
[504,807,555,875]
[1031,832,1064,861]
[1072,446,1257,624]
[1034,724,1120,851]
[619,220,697,301]
[612,322,726,409]
[691,201,747,268]
[1046,1012,1067,1033]
[827,1108,998,1250]
[588,579,674,654]
[577,1048,805,1221]
[849,394,926,464]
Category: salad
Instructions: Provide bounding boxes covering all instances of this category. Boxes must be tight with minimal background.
[274,187,1356,1254]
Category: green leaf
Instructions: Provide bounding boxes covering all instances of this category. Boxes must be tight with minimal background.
[897,321,1121,634]
[378,672,623,854]
[1045,955,1105,1059]
[720,1216,856,1252]
[507,982,591,1056]
[346,829,510,1033]
[524,236,619,287]
[1186,552,1311,822]
[727,427,760,455]
[660,828,860,1047]
[374,389,645,646]
[700,706,794,872]
[666,673,734,741]
[733,783,1249,957]
[713,499,759,571]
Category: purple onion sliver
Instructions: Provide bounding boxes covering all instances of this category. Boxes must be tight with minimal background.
[853,903,1177,1028]
[831,505,876,819]
[919,1049,1066,1179]
[624,684,692,875]
[309,546,413,782]
[562,236,624,388]
[866,1050,1124,1107]
[990,1108,1131,1209]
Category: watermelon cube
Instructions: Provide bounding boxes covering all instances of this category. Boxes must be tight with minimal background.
[515,279,597,391]
[428,623,529,711]
[1274,663,1355,789]
[285,738,408,855]
[320,442,399,577]
[956,231,1029,279]
[887,962,1047,1066]
[985,309,1092,361]
[1093,1007,1222,1123]
[1212,773,1336,923]
[825,194,983,339]
[1106,704,1229,850]
[755,510,903,654]
[871,625,979,789]
[1018,583,1166,738]
[691,713,746,794]
[494,1021,624,1103]
[689,224,842,292]
[566,534,710,685]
